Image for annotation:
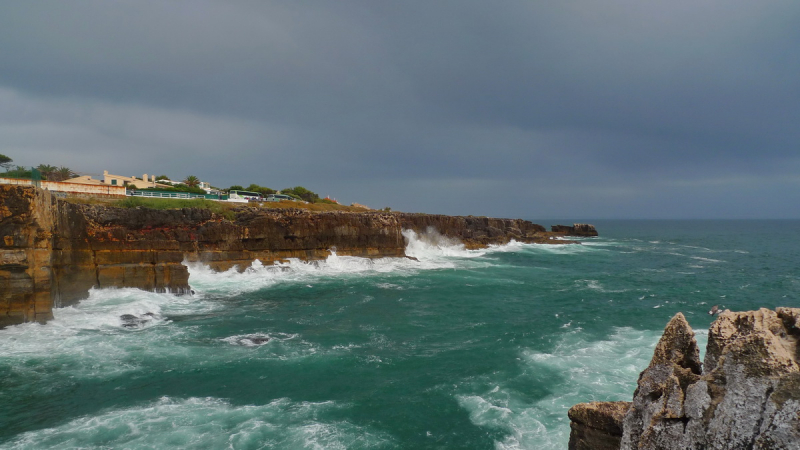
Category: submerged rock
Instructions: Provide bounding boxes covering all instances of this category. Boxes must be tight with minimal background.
[569,308,800,450]
[120,312,157,329]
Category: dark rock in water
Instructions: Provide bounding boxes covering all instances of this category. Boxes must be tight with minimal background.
[120,312,157,328]
[569,308,800,450]
[231,334,272,346]
[551,224,598,237]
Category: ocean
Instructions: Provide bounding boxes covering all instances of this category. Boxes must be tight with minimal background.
[1,220,798,449]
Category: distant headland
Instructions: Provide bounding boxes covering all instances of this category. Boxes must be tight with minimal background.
[0,185,596,328]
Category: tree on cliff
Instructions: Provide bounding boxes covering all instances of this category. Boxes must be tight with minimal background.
[53,166,77,182]
[36,164,57,180]
[0,154,12,171]
[246,184,276,196]
[282,186,320,203]
[183,175,200,188]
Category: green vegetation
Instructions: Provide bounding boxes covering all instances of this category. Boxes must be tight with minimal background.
[36,164,57,180]
[0,154,12,171]
[2,160,76,181]
[225,183,336,205]
[138,184,207,195]
[114,197,236,219]
[183,175,201,188]
[0,153,385,213]
[281,186,320,203]
[4,166,32,178]
[245,184,276,196]
[53,166,77,181]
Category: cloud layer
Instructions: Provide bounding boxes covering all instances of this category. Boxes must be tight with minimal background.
[2,1,799,218]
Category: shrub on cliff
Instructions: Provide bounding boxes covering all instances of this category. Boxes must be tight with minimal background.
[281,186,322,203]
[246,184,276,196]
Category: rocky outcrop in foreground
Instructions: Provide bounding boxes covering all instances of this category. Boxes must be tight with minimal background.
[568,308,800,449]
[1,186,586,328]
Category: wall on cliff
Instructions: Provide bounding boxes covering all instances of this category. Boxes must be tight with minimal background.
[568,308,800,450]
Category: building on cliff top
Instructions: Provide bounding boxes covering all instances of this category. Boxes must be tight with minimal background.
[65,171,173,190]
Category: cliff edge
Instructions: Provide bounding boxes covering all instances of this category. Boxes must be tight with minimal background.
[1,186,584,328]
[568,308,800,449]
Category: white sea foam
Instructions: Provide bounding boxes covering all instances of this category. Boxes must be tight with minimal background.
[2,397,392,450]
[523,242,592,255]
[574,279,628,293]
[0,288,221,379]
[222,332,299,347]
[186,228,536,296]
[690,256,725,263]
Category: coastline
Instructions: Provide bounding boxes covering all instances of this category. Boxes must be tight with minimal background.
[1,185,589,328]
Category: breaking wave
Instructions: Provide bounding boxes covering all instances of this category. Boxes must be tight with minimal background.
[186,228,542,295]
[455,327,709,449]
[2,397,393,450]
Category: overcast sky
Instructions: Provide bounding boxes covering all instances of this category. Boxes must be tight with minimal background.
[2,1,799,219]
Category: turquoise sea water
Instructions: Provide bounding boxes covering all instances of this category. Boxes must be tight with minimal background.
[1,220,798,449]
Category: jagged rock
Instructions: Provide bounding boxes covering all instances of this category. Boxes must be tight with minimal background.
[568,401,631,450]
[120,312,157,329]
[621,313,702,449]
[570,308,800,450]
[551,223,598,237]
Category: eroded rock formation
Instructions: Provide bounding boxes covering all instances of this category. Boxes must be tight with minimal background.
[568,401,631,450]
[569,308,800,449]
[552,223,599,237]
[1,186,569,328]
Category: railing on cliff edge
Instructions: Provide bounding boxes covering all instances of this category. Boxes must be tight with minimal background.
[127,189,228,201]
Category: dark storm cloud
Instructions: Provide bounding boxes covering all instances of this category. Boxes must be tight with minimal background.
[1,0,798,218]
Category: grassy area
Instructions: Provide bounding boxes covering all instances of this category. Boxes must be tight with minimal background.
[114,196,227,210]
[259,200,371,212]
[64,195,374,215]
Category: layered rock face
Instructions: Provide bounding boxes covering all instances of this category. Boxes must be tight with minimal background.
[568,308,800,449]
[1,186,568,328]
[0,186,55,325]
[398,213,553,249]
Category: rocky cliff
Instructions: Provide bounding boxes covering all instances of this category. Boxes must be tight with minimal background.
[552,223,598,237]
[1,185,577,328]
[568,308,800,449]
